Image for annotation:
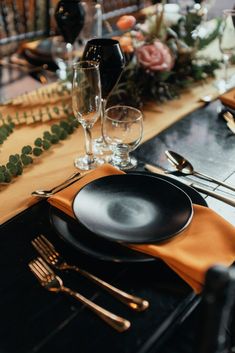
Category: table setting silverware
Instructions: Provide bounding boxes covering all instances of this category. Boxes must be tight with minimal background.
[31,171,83,197]
[144,163,235,207]
[29,257,130,332]
[32,235,149,312]
[165,150,235,192]
[223,111,235,134]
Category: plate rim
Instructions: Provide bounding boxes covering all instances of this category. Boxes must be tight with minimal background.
[49,207,155,263]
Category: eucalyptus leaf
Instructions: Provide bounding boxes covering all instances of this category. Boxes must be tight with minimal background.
[33,147,43,156]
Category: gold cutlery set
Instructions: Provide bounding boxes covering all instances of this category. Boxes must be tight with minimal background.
[145,150,235,207]
[29,235,149,332]
[31,171,84,197]
[28,149,235,331]
[145,163,235,207]
[146,149,235,207]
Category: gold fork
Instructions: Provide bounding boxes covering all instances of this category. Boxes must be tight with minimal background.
[29,257,130,332]
[32,235,149,312]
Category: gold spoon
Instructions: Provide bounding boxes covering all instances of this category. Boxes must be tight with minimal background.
[31,171,82,197]
[165,150,235,192]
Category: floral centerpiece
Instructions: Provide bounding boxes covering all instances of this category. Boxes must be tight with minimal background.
[110,3,222,107]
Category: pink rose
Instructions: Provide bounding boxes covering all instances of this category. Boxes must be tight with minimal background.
[116,15,136,31]
[136,41,174,72]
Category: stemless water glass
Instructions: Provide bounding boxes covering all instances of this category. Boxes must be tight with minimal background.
[82,38,125,154]
[218,10,235,90]
[103,105,143,170]
[72,61,103,170]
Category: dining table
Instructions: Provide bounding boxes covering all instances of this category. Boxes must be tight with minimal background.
[0,44,235,353]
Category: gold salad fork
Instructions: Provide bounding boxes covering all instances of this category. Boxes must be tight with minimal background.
[32,235,149,312]
[29,257,130,332]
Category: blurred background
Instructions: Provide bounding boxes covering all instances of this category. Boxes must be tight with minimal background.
[0,0,233,59]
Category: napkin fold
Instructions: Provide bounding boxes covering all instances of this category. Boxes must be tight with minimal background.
[48,164,124,217]
[220,88,235,109]
[48,164,235,293]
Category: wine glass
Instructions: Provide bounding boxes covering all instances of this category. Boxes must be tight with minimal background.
[103,105,143,170]
[51,36,79,80]
[54,1,85,80]
[72,61,104,170]
[79,2,103,45]
[82,38,126,154]
[54,0,85,45]
[218,10,235,91]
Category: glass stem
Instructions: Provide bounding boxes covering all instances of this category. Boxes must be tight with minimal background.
[224,54,229,83]
[100,98,107,142]
[101,98,107,125]
[84,126,94,164]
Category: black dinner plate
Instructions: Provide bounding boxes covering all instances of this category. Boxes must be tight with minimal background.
[72,174,193,244]
[50,172,207,263]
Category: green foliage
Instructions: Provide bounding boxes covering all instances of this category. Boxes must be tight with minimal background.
[33,147,43,156]
[34,138,43,147]
[22,145,32,154]
[110,7,222,107]
[0,113,79,184]
[42,140,51,150]
[0,121,15,145]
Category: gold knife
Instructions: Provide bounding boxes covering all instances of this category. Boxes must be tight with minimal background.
[145,163,235,207]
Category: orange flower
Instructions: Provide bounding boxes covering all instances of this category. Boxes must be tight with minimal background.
[116,15,136,31]
[113,35,134,53]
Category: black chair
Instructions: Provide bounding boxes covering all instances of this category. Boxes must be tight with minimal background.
[101,0,144,23]
[0,0,51,57]
[196,265,235,353]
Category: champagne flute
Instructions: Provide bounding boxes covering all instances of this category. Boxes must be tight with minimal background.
[72,61,103,170]
[82,38,126,154]
[218,10,235,90]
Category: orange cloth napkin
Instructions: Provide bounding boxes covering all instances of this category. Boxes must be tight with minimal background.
[48,164,124,217]
[220,88,235,109]
[48,164,235,293]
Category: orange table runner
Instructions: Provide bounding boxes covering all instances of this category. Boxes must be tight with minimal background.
[0,69,233,225]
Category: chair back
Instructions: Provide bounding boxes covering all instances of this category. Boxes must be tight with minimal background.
[102,0,143,23]
[196,265,235,353]
[0,0,51,56]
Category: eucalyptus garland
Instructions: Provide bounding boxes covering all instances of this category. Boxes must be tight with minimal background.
[0,114,79,184]
[0,121,15,145]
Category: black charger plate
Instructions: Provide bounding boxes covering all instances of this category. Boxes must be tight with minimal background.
[50,172,207,262]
